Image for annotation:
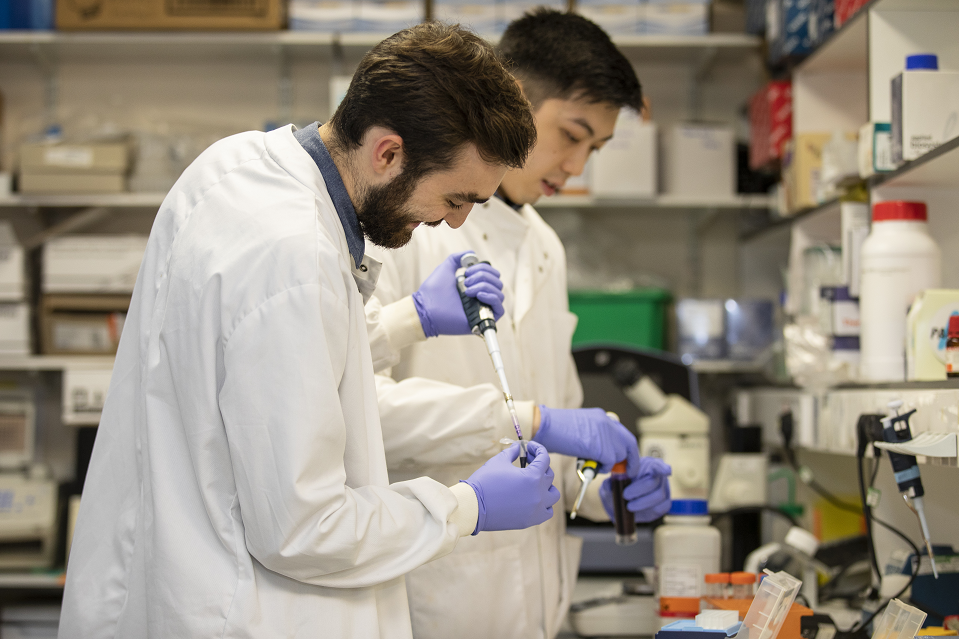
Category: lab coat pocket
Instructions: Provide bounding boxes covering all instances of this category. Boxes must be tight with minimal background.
[405,543,531,639]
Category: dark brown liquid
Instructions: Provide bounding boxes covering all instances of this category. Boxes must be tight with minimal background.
[610,474,636,545]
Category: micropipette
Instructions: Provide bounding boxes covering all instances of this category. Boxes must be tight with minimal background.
[570,459,598,519]
[456,253,527,468]
[881,400,939,579]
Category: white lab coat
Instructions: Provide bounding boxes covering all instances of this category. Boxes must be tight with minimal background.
[59,125,477,639]
[366,197,608,639]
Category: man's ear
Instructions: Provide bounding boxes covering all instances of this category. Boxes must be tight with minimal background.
[369,133,405,181]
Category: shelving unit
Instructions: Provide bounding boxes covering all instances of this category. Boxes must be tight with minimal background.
[0,30,761,62]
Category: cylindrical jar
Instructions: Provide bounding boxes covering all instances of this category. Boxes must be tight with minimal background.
[703,573,730,599]
[860,201,941,381]
[729,571,757,599]
[654,499,721,599]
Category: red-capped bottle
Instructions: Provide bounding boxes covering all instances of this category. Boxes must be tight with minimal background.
[946,315,959,378]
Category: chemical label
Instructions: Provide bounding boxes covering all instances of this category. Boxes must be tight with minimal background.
[659,564,701,598]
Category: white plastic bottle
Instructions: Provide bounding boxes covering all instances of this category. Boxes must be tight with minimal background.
[860,201,940,381]
[654,499,720,625]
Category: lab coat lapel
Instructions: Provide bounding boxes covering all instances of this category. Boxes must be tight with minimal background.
[513,204,553,326]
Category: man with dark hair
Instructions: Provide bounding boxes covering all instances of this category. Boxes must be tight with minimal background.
[59,23,556,639]
[365,10,671,638]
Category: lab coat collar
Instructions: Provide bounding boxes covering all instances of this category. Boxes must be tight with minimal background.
[292,122,365,270]
[352,254,382,305]
[266,126,381,303]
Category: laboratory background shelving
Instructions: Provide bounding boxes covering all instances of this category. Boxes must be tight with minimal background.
[1,0,956,605]
[731,0,959,588]
[0,20,772,601]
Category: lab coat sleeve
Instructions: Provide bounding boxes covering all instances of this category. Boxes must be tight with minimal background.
[377,372,537,469]
[219,283,475,589]
[366,295,425,374]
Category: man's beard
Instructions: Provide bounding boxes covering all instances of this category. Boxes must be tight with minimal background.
[355,170,430,249]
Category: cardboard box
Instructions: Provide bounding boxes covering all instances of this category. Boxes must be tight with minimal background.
[749,80,792,170]
[288,0,356,31]
[40,295,130,355]
[782,132,829,213]
[590,112,656,198]
[576,1,641,36]
[644,1,709,36]
[19,142,129,194]
[0,304,30,356]
[891,67,959,164]
[20,143,128,175]
[43,235,148,294]
[906,289,959,381]
[661,124,735,199]
[56,0,285,31]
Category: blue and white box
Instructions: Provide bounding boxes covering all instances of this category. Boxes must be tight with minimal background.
[767,0,815,63]
[289,0,357,31]
[643,0,709,36]
[356,0,423,32]
[434,0,497,36]
[575,0,641,36]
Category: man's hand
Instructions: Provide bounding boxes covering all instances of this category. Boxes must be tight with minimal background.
[412,250,504,337]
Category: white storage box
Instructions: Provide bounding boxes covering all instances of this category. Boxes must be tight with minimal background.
[63,367,114,426]
[661,124,735,199]
[43,235,148,294]
[891,54,959,164]
[0,304,30,356]
[591,111,656,198]
[0,223,25,302]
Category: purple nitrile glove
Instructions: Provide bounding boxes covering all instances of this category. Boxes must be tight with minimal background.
[532,406,640,475]
[599,457,672,523]
[461,440,560,535]
[412,250,505,338]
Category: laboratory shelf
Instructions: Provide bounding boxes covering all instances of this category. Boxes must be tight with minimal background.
[0,30,761,64]
[0,192,166,208]
[871,135,959,190]
[0,572,65,589]
[0,355,114,372]
[740,197,841,241]
[538,193,772,210]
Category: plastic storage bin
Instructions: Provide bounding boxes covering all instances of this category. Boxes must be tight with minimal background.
[569,288,671,350]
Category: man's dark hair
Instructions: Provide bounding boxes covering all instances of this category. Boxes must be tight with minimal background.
[498,8,642,111]
[330,22,536,179]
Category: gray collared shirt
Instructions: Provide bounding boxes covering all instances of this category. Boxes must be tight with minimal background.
[293,122,365,269]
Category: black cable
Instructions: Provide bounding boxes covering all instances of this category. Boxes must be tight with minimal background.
[780,411,862,515]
